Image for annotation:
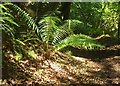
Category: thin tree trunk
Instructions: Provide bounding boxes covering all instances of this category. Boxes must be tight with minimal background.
[59,2,71,20]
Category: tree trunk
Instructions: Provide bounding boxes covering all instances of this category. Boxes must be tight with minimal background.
[59,2,71,20]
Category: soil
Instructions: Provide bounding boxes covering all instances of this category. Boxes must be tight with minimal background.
[1,37,120,86]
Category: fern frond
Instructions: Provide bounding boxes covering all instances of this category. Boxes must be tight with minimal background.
[55,34,105,50]
[6,3,39,34]
[38,16,60,44]
[52,19,82,44]
[0,3,19,37]
[0,4,7,11]
[52,29,69,45]
[0,17,18,26]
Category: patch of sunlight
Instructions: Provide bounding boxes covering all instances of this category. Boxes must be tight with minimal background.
[44,76,51,82]
[112,78,120,84]
[34,69,44,76]
[68,76,76,81]
[56,58,63,63]
[112,63,120,72]
[92,68,101,72]
[82,77,105,85]
[9,54,14,58]
[50,62,62,72]
[86,61,102,68]
[19,60,29,64]
[79,68,87,74]
[71,56,89,62]
[36,55,43,60]
[0,79,2,85]
[30,67,36,72]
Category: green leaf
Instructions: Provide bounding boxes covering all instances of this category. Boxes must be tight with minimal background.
[27,50,37,58]
[15,52,23,60]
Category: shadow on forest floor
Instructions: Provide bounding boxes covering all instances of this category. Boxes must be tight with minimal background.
[67,36,120,60]
[2,48,120,85]
[2,37,120,86]
[60,45,120,60]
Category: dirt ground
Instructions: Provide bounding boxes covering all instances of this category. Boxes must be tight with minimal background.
[1,44,120,86]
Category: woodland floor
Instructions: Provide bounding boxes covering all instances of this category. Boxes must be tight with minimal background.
[1,41,120,85]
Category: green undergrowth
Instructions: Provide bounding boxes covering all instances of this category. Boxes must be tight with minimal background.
[55,34,105,50]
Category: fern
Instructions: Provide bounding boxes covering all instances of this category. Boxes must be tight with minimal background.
[0,3,19,37]
[38,16,60,44]
[5,3,41,38]
[1,3,104,52]
[53,20,78,44]
[55,34,105,50]
[52,29,69,45]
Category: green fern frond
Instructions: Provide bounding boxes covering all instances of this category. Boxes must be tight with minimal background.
[55,34,105,50]
[38,16,60,44]
[6,3,38,32]
[0,3,19,37]
[52,29,69,45]
[0,4,7,11]
[0,17,18,26]
[1,24,14,37]
[52,19,82,44]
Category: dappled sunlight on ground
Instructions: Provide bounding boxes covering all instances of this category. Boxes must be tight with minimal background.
[2,45,120,85]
